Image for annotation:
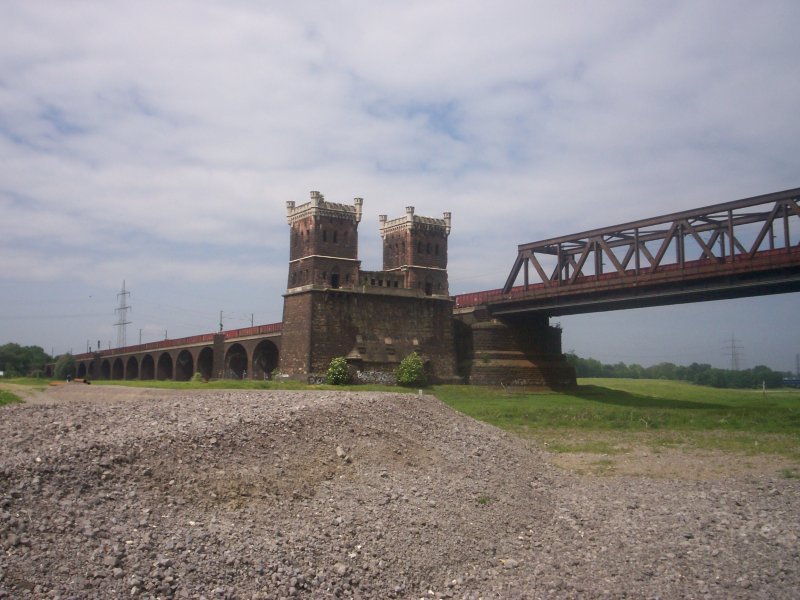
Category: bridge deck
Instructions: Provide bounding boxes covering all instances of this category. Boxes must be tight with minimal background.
[456,246,800,316]
[463,187,800,316]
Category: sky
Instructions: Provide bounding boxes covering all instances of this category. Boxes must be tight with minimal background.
[1,1,798,373]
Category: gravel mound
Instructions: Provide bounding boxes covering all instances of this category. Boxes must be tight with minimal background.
[1,386,798,599]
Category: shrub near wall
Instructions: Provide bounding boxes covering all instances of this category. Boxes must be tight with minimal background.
[396,352,427,387]
[325,357,352,385]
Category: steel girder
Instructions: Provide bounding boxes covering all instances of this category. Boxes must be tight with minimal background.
[502,187,800,295]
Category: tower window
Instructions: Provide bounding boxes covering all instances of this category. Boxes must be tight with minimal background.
[435,244,439,256]
[333,231,338,243]
[323,230,328,242]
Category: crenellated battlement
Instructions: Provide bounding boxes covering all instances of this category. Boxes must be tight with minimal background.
[378,206,451,237]
[286,191,363,225]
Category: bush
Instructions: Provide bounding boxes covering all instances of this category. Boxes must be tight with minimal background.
[395,352,427,387]
[190,372,204,382]
[325,357,351,385]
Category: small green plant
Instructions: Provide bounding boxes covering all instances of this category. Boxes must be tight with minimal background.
[781,468,800,480]
[395,352,427,387]
[476,494,491,506]
[325,357,351,385]
[190,372,204,382]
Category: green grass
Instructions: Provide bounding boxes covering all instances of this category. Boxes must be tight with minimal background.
[1,377,49,390]
[0,389,22,406]
[431,379,800,459]
[431,379,800,433]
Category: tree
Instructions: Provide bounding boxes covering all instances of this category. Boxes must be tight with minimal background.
[54,354,76,380]
[0,343,51,376]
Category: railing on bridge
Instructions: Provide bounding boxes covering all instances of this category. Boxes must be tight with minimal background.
[501,187,800,295]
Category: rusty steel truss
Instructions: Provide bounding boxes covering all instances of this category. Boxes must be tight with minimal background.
[487,188,800,315]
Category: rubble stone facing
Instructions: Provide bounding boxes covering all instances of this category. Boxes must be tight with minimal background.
[1,386,798,599]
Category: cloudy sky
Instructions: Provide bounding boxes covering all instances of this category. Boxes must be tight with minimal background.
[1,1,798,372]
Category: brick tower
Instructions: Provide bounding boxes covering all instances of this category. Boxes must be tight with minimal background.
[378,207,451,296]
[286,191,363,290]
[280,193,458,382]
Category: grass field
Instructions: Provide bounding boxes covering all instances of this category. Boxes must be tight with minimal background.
[432,378,800,460]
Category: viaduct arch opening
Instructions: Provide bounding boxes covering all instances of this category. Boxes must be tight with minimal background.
[253,340,279,380]
[126,356,139,380]
[141,355,155,380]
[197,347,213,380]
[112,358,124,380]
[225,343,247,379]
[156,353,173,380]
[175,350,194,381]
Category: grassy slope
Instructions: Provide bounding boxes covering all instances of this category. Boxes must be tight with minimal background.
[432,378,800,433]
[432,379,800,458]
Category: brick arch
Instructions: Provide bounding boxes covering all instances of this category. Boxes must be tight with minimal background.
[126,356,139,380]
[77,362,87,378]
[112,358,124,380]
[156,352,173,380]
[175,350,194,381]
[196,347,214,380]
[225,343,248,379]
[100,359,111,379]
[252,340,279,380]
[140,354,155,380]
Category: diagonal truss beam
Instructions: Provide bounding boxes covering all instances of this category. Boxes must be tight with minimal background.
[503,187,800,294]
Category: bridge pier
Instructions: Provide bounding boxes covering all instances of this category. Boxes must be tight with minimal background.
[455,311,575,389]
[212,334,225,380]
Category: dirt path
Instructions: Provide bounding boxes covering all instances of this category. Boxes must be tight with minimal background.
[1,386,798,598]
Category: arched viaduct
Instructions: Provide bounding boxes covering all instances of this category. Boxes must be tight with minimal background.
[72,325,281,382]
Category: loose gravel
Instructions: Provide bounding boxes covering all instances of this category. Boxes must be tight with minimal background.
[1,385,798,599]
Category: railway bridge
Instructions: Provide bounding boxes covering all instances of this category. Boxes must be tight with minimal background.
[62,187,799,387]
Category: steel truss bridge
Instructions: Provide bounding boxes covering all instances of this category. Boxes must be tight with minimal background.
[454,188,800,316]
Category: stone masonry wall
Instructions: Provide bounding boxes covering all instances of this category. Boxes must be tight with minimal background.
[280,288,457,382]
[279,292,313,376]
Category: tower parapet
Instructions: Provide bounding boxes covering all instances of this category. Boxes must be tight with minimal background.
[286,191,363,225]
[379,206,451,296]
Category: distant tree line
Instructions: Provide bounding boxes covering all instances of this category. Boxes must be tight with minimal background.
[0,343,52,377]
[565,352,791,389]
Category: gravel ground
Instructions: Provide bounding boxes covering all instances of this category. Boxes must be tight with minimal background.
[1,385,798,599]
